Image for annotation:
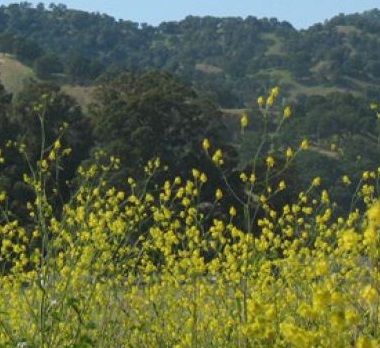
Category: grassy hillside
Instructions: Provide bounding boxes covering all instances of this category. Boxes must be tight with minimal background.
[0,53,94,109]
[61,85,95,110]
[0,53,35,94]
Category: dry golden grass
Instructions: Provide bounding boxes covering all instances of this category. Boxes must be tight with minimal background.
[61,84,96,110]
[0,53,36,94]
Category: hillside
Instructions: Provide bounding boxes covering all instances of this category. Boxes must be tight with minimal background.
[0,53,94,110]
[0,53,35,94]
[0,3,380,107]
[0,3,379,211]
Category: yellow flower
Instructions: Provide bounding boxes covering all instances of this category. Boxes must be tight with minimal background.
[370,103,378,110]
[259,194,267,203]
[361,285,378,305]
[40,159,48,170]
[215,188,223,200]
[0,191,6,202]
[342,175,351,185]
[240,113,248,128]
[54,139,61,149]
[356,336,378,348]
[278,180,286,191]
[240,173,248,182]
[302,207,313,215]
[212,149,223,166]
[116,191,125,200]
[182,197,191,207]
[271,86,280,97]
[266,95,274,107]
[286,147,293,159]
[312,177,321,187]
[283,106,291,119]
[202,138,210,152]
[229,206,237,216]
[192,168,200,179]
[257,96,265,107]
[199,173,207,183]
[48,150,56,161]
[300,139,309,150]
[367,200,380,227]
[266,156,275,169]
[321,190,330,204]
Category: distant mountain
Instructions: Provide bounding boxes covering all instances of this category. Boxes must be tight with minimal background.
[0,3,380,106]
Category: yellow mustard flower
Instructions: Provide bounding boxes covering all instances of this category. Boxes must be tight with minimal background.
[257,96,265,107]
[312,177,321,187]
[202,138,210,151]
[215,188,223,200]
[266,156,275,169]
[286,147,293,159]
[300,139,309,150]
[229,206,237,217]
[240,113,248,128]
[283,106,291,119]
[342,175,351,185]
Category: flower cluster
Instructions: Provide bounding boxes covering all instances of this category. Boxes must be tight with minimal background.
[0,155,379,347]
[0,89,379,347]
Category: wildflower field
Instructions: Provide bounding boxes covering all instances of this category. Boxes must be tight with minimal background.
[0,88,379,347]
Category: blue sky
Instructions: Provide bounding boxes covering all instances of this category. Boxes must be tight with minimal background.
[1,1,379,29]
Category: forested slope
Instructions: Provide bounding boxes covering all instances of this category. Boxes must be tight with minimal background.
[0,3,379,223]
[1,3,380,105]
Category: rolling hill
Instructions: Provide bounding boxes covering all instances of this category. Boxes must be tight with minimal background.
[0,3,380,107]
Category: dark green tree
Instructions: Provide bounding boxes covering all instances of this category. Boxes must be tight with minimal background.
[0,81,32,221]
[66,53,104,84]
[0,81,13,141]
[0,32,16,53]
[90,70,228,178]
[13,37,43,65]
[10,80,93,206]
[12,81,91,160]
[34,53,64,79]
